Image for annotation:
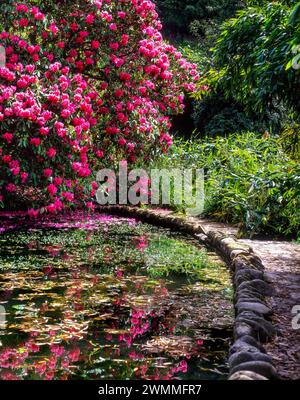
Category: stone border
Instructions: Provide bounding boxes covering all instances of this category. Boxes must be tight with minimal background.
[98,206,278,380]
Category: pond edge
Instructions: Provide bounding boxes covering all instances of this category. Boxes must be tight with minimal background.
[98,205,278,381]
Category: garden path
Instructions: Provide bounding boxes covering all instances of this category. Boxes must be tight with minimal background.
[195,218,300,380]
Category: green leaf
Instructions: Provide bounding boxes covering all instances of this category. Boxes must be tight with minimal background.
[289,2,300,25]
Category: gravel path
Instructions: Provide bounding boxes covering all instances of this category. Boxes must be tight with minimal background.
[197,218,300,380]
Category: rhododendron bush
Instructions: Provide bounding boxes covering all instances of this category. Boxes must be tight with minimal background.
[0,0,198,212]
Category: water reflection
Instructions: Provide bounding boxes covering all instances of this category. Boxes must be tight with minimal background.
[0,212,233,380]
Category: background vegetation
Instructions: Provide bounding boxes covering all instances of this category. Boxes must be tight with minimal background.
[154,133,300,238]
[153,1,300,238]
[1,1,299,238]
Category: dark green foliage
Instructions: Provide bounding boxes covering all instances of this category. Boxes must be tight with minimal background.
[154,0,243,37]
[0,0,14,30]
[153,133,300,238]
[204,1,300,115]
[169,4,290,138]
[192,94,284,137]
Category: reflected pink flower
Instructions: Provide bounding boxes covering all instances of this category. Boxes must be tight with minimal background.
[0,371,19,380]
[115,269,124,278]
[68,348,80,362]
[35,361,47,376]
[134,236,148,250]
[105,334,113,342]
[28,208,39,218]
[124,335,132,347]
[48,355,58,370]
[50,344,64,357]
[128,351,144,360]
[61,359,69,369]
[44,371,55,380]
[140,364,148,376]
[171,360,188,374]
[27,342,40,353]
[43,265,53,276]
[27,241,37,249]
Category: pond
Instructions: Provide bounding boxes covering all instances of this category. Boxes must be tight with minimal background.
[0,212,234,380]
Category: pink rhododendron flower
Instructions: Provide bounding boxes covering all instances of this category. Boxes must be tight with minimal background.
[0,0,198,211]
[47,184,58,196]
[44,169,53,178]
[30,138,41,146]
[6,183,17,192]
[68,348,80,362]
[28,208,39,218]
[46,148,56,158]
[2,133,13,144]
[86,14,95,24]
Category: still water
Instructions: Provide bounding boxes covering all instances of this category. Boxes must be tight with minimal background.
[0,212,233,380]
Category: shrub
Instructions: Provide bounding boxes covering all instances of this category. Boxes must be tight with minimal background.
[172,32,285,138]
[153,133,300,238]
[192,94,285,137]
[154,0,243,37]
[0,0,198,212]
[200,1,300,115]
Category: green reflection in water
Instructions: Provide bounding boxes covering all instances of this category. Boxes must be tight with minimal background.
[0,213,233,380]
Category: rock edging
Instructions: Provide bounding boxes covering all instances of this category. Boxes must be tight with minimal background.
[98,206,278,380]
[202,231,278,380]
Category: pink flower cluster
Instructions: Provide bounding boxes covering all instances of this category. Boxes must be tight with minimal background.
[0,0,199,212]
[0,338,81,380]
